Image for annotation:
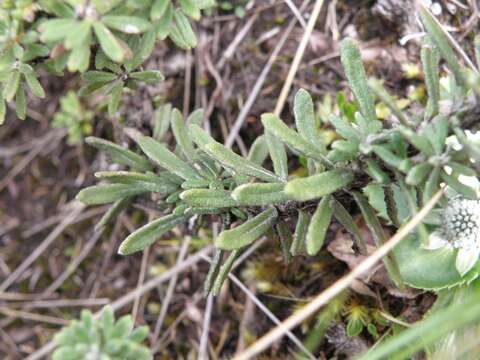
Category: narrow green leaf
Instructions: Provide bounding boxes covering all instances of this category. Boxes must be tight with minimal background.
[330,198,367,255]
[138,136,200,180]
[3,71,20,102]
[372,145,403,169]
[340,38,377,122]
[108,81,123,116]
[155,2,174,40]
[39,19,74,42]
[204,249,224,295]
[93,22,124,62]
[189,124,281,182]
[353,191,405,289]
[118,214,186,255]
[441,171,477,199]
[67,43,91,73]
[171,108,197,161]
[83,71,118,83]
[85,137,152,172]
[76,184,148,205]
[187,108,204,126]
[398,125,434,156]
[294,88,319,146]
[15,84,26,120]
[0,99,5,125]
[212,249,239,295]
[153,103,172,141]
[173,10,197,48]
[285,169,354,201]
[306,195,332,255]
[265,131,288,180]
[180,189,236,208]
[215,207,278,250]
[420,8,466,87]
[129,70,164,83]
[422,166,441,205]
[151,0,170,20]
[406,163,432,186]
[261,113,331,166]
[24,72,45,98]
[290,209,310,256]
[247,135,269,165]
[102,16,151,34]
[65,21,92,50]
[231,182,290,206]
[179,0,201,20]
[95,197,132,230]
[365,159,389,184]
[276,221,293,264]
[421,44,440,119]
[329,115,360,142]
[94,171,177,193]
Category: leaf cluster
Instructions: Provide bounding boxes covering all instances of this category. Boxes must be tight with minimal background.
[78,9,480,294]
[53,305,152,360]
[0,0,213,123]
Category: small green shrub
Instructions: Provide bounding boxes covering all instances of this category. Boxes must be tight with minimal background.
[77,7,480,296]
[0,0,213,123]
[53,305,152,360]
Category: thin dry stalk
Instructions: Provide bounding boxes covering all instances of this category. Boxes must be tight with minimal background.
[233,189,444,360]
[224,0,311,148]
[0,202,85,292]
[273,0,325,116]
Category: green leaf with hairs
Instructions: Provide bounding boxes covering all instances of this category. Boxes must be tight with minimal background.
[265,131,288,180]
[189,124,281,182]
[330,197,367,255]
[118,214,186,255]
[95,197,132,230]
[86,137,152,172]
[232,182,290,206]
[102,16,151,34]
[285,169,354,201]
[180,189,237,208]
[215,207,278,250]
[421,43,440,119]
[294,88,319,146]
[93,21,124,62]
[171,108,197,161]
[306,195,332,255]
[212,249,239,295]
[406,163,432,186]
[261,113,330,166]
[94,171,177,193]
[247,135,269,165]
[138,136,200,180]
[291,209,310,256]
[419,8,466,88]
[76,184,148,205]
[340,38,377,122]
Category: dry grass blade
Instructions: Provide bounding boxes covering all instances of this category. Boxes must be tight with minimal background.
[0,202,86,292]
[233,189,444,360]
[274,0,325,116]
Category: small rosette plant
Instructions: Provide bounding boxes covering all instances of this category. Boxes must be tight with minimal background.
[53,305,152,360]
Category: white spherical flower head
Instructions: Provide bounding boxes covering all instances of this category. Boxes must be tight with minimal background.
[443,198,480,249]
[425,198,480,276]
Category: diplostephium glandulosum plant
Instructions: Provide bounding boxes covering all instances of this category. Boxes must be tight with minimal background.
[0,0,214,123]
[77,7,480,297]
